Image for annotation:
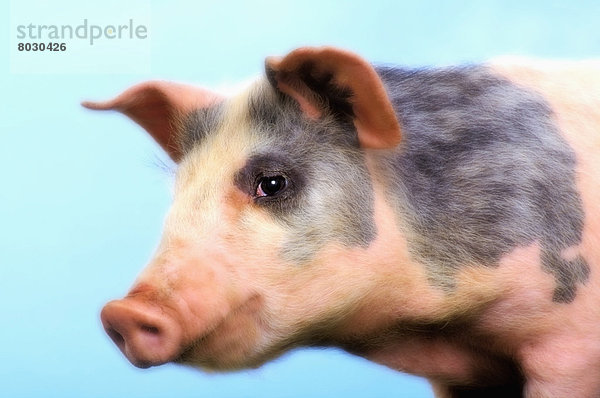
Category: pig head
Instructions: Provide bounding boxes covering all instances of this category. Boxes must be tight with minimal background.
[84,48,413,371]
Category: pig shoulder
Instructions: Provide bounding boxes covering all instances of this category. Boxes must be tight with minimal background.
[375,63,591,303]
[369,60,600,396]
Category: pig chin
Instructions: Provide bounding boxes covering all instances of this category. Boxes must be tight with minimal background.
[175,295,276,371]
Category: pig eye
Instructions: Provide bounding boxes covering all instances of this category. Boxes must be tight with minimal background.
[256,175,287,197]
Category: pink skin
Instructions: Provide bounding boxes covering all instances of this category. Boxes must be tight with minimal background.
[92,49,600,396]
[489,60,600,397]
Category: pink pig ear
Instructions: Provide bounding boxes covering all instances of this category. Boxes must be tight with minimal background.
[82,81,222,162]
[265,47,402,149]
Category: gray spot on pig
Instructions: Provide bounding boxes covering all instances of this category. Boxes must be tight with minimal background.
[374,65,588,302]
[243,85,376,262]
[178,105,224,154]
[541,251,589,303]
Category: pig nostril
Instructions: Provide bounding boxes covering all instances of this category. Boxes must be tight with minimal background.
[106,326,125,349]
[141,325,160,335]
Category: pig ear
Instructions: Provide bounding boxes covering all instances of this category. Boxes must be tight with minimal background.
[265,47,402,149]
[82,81,222,162]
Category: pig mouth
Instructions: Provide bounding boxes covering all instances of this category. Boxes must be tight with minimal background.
[174,294,266,370]
[101,290,266,370]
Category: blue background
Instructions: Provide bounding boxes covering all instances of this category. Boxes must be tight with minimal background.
[2,1,599,397]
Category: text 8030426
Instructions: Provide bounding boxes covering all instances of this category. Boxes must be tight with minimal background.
[18,43,66,51]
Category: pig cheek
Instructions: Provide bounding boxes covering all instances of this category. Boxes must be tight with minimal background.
[167,207,285,367]
[256,245,373,340]
[223,203,289,292]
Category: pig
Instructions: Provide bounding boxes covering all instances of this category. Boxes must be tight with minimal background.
[83,47,600,397]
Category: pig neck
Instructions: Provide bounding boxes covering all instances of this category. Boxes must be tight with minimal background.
[331,151,591,387]
[326,152,521,379]
[347,152,503,322]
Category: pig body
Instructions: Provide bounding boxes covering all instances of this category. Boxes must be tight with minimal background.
[85,48,600,397]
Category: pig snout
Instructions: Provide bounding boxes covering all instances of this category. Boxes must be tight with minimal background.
[101,297,183,368]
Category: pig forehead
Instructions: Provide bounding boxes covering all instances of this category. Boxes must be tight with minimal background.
[178,83,266,156]
[178,80,359,158]
[177,81,275,155]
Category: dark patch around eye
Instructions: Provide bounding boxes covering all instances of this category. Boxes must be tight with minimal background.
[234,154,305,214]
